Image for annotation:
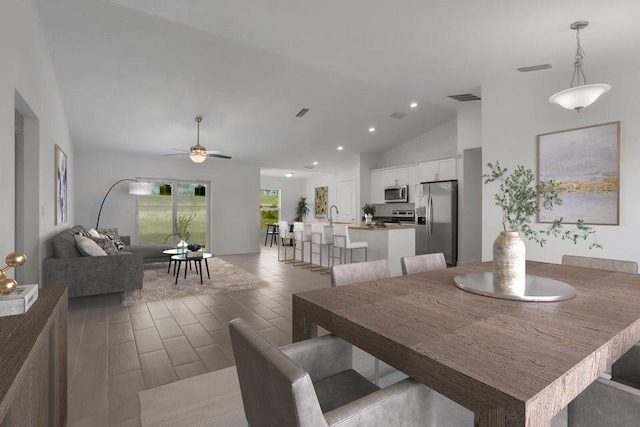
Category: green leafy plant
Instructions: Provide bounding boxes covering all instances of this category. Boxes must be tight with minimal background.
[362,204,376,216]
[164,214,192,242]
[294,197,310,222]
[483,162,601,249]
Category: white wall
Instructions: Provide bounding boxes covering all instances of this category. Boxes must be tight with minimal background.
[260,175,307,223]
[305,155,361,219]
[75,148,260,255]
[372,119,457,169]
[0,0,74,283]
[482,64,640,263]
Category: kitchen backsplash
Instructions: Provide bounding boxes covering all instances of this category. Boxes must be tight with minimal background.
[371,203,415,217]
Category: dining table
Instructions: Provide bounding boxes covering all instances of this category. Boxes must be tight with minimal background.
[292,261,640,427]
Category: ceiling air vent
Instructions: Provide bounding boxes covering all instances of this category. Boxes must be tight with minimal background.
[304,165,315,169]
[448,94,481,102]
[296,108,310,118]
[389,112,406,119]
[517,64,552,72]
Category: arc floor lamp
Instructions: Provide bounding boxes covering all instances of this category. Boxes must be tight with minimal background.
[96,179,152,229]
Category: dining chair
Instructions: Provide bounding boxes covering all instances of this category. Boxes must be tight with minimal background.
[310,223,333,274]
[332,224,368,267]
[564,254,640,426]
[401,253,447,275]
[561,255,638,274]
[277,221,294,263]
[293,222,311,268]
[229,318,433,427]
[331,259,391,385]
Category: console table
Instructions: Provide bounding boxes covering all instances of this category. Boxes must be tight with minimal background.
[0,287,67,426]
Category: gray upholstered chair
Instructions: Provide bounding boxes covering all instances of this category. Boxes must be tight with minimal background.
[561,255,638,274]
[401,253,447,275]
[229,318,432,427]
[565,255,639,426]
[568,343,640,426]
[330,259,390,287]
[330,259,391,385]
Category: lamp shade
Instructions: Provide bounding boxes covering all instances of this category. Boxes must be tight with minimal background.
[190,149,207,164]
[128,182,152,195]
[548,83,611,111]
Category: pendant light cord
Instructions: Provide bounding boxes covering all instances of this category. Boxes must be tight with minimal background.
[571,27,587,87]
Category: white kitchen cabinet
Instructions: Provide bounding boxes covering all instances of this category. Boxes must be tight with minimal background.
[408,166,420,203]
[386,167,409,186]
[369,170,387,204]
[419,158,457,182]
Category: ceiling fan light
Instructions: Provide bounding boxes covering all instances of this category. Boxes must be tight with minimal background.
[190,149,207,164]
[548,83,611,111]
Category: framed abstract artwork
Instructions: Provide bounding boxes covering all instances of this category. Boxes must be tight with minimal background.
[537,121,620,225]
[314,186,328,218]
[55,144,68,225]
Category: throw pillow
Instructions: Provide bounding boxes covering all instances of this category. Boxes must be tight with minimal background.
[75,234,108,257]
[98,228,125,250]
[90,236,119,255]
[75,229,92,238]
[87,228,101,238]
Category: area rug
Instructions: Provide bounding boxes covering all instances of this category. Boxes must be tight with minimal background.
[121,258,268,306]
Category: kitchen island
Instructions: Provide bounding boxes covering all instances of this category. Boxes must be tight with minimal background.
[301,222,415,276]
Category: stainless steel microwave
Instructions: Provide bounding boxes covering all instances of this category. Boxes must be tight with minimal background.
[384,185,408,203]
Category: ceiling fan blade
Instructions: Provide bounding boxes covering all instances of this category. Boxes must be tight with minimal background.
[171,148,190,152]
[163,153,189,157]
[208,153,232,159]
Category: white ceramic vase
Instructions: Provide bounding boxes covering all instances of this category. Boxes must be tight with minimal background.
[364,214,373,226]
[177,239,188,255]
[493,231,526,294]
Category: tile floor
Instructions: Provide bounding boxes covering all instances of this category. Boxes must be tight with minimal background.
[66,244,330,426]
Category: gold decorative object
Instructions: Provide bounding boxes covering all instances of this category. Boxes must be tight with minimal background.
[0,252,27,295]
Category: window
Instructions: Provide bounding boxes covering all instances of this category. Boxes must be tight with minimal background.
[260,189,280,228]
[138,180,209,247]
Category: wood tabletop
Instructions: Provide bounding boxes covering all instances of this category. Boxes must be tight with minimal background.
[292,261,640,427]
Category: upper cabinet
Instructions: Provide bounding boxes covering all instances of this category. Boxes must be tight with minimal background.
[408,166,420,203]
[386,167,409,186]
[419,158,457,182]
[369,170,387,204]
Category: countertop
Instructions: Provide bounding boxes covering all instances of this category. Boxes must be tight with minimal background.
[303,222,414,231]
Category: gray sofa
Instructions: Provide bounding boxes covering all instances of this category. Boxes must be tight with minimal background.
[42,225,172,298]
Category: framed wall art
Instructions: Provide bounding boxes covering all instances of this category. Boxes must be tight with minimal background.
[314,186,328,218]
[537,121,619,225]
[55,144,68,225]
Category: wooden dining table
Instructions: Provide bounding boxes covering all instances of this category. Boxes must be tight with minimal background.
[292,261,640,427]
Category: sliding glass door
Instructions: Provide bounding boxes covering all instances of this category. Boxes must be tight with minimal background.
[137,179,209,248]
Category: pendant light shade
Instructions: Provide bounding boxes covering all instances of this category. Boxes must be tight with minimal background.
[128,181,153,195]
[549,21,610,112]
[548,83,611,111]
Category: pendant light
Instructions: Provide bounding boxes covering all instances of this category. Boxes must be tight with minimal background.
[549,21,610,112]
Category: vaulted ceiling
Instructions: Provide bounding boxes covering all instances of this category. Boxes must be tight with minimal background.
[36,0,640,173]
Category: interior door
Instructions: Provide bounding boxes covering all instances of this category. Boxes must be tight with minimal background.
[336,180,357,223]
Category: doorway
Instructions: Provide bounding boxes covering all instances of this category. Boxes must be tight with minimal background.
[14,91,40,285]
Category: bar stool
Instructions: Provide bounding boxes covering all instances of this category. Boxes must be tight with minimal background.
[310,223,332,274]
[332,224,367,267]
[277,221,294,263]
[293,222,311,268]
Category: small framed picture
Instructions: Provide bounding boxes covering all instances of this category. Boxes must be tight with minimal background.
[55,144,68,225]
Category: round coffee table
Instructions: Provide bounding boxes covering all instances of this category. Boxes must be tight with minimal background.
[170,253,213,285]
[163,249,188,274]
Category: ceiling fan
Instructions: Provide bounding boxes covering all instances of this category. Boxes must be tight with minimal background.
[164,116,232,164]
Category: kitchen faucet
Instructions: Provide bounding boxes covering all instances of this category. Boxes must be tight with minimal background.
[329,205,339,225]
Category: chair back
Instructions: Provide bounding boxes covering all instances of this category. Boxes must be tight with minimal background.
[311,224,332,245]
[229,318,327,427]
[278,221,291,239]
[332,224,347,248]
[331,260,390,287]
[401,253,447,275]
[562,255,638,274]
[293,222,309,242]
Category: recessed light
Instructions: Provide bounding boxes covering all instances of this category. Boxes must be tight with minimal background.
[337,146,344,151]
[368,127,376,132]
[284,172,293,178]
[312,161,319,165]
[410,102,418,108]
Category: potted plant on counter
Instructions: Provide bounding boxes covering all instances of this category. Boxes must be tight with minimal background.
[483,162,600,294]
[362,204,376,226]
[294,197,310,222]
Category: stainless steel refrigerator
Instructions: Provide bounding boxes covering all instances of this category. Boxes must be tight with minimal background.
[414,180,458,266]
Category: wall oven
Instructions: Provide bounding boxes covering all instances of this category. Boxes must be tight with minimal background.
[384,185,408,203]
